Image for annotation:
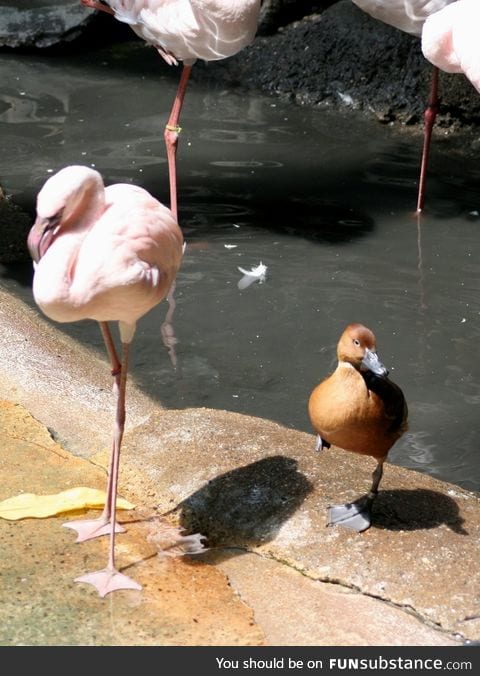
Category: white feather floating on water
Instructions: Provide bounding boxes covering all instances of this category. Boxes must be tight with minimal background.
[237,262,268,290]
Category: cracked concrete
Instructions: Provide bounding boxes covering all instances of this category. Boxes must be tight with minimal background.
[1,289,478,646]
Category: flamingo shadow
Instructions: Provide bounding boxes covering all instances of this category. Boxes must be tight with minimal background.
[174,455,313,549]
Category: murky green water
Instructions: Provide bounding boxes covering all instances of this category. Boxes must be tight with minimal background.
[1,47,480,492]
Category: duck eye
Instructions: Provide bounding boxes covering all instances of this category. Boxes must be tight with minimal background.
[353,339,360,346]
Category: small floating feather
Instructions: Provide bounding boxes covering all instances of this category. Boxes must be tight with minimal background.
[237,262,268,290]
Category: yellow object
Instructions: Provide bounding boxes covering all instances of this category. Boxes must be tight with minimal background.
[0,487,135,520]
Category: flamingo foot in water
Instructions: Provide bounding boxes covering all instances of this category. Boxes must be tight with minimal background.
[327,494,376,532]
[63,518,125,543]
[75,568,142,598]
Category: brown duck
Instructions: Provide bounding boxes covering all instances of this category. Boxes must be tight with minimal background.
[308,323,408,531]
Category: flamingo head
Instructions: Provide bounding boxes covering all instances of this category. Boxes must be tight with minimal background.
[27,165,104,263]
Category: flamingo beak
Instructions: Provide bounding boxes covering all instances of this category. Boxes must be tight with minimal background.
[27,215,60,263]
[361,348,389,377]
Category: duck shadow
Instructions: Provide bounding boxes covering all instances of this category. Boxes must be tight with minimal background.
[174,455,314,549]
[371,488,468,534]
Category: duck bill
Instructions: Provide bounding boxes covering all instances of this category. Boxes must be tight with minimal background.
[361,348,389,377]
[27,216,57,263]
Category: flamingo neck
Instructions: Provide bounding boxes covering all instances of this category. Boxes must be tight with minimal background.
[32,190,106,322]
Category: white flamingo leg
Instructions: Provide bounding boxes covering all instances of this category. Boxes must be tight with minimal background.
[63,321,125,542]
[74,340,142,596]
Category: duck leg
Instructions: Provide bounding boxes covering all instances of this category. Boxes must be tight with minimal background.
[328,460,384,532]
[315,435,330,452]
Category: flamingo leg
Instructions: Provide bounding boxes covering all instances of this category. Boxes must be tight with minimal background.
[164,64,193,221]
[327,459,385,532]
[80,0,114,14]
[99,320,122,380]
[416,66,439,214]
[74,341,142,597]
[63,321,125,542]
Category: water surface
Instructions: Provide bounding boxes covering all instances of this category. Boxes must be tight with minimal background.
[1,48,480,492]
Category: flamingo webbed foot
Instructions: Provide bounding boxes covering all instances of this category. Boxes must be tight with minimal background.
[63,518,125,543]
[327,494,375,532]
[75,568,142,598]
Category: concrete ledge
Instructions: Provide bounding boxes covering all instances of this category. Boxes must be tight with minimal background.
[1,291,478,645]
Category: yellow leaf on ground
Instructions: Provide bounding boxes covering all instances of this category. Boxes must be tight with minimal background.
[0,487,135,520]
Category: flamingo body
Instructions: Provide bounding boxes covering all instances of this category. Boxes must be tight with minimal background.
[103,0,261,65]
[422,0,480,91]
[308,324,408,532]
[29,167,183,332]
[28,166,184,596]
[351,0,455,37]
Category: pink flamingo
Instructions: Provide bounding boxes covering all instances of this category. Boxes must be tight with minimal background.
[80,0,261,221]
[27,165,184,597]
[421,0,480,95]
[351,0,457,212]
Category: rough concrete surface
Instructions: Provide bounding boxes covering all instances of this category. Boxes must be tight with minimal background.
[1,291,478,646]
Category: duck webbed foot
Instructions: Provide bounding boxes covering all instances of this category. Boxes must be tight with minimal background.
[327,493,376,532]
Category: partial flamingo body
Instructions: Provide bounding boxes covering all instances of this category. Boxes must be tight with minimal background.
[422,0,480,93]
[351,0,456,212]
[308,323,408,532]
[80,0,261,220]
[28,165,184,596]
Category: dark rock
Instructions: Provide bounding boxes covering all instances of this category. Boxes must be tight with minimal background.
[0,184,31,262]
[258,0,337,35]
[196,1,480,129]
[0,1,93,49]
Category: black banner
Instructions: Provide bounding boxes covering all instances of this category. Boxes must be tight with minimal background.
[2,645,479,673]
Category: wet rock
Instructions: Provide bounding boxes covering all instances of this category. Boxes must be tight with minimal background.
[197,0,480,129]
[258,0,336,35]
[0,1,93,49]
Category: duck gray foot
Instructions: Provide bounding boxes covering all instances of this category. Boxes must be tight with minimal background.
[327,494,375,532]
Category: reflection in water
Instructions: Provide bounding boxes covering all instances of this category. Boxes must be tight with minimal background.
[1,49,480,494]
[415,213,428,314]
[161,281,180,368]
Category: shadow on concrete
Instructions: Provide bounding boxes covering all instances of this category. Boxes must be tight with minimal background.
[372,488,468,534]
[175,455,313,547]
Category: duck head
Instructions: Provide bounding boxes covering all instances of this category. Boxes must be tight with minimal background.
[337,323,388,377]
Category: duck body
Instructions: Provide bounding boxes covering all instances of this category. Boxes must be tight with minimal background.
[309,360,407,461]
[308,323,408,532]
